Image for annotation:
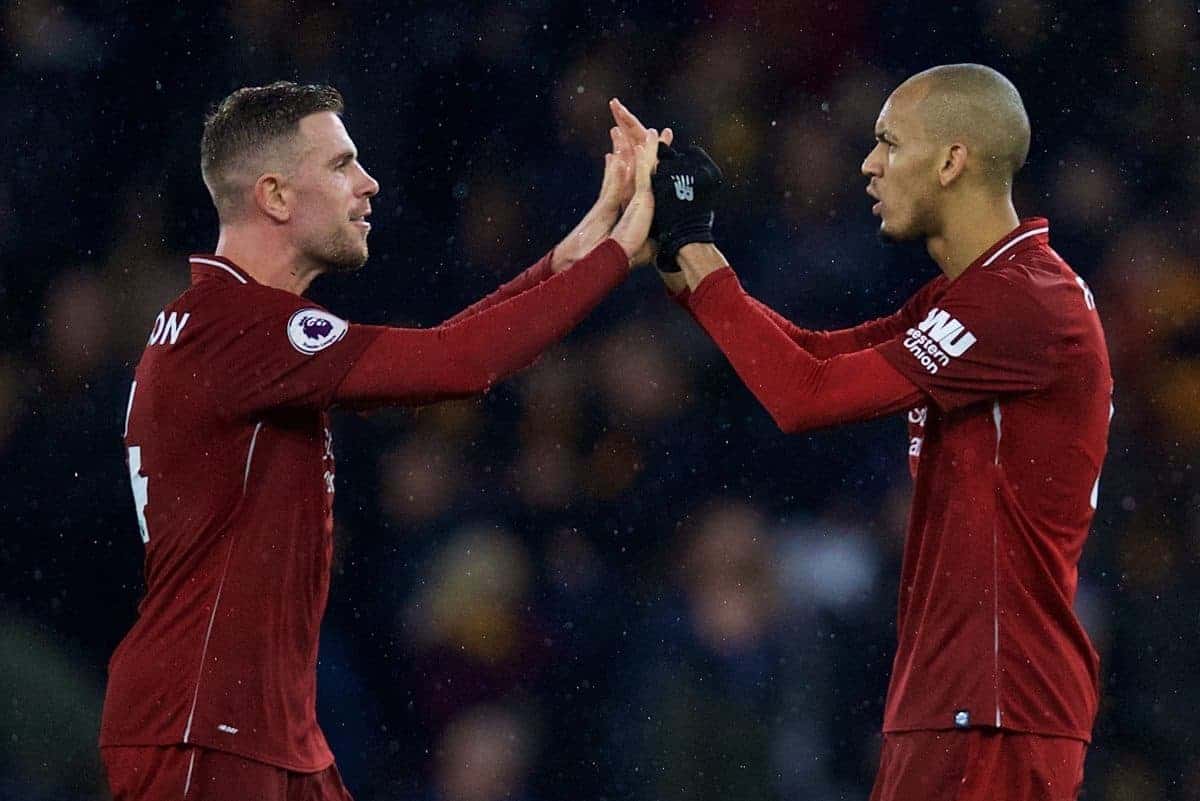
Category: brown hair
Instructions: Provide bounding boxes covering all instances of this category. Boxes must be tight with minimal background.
[200,81,344,220]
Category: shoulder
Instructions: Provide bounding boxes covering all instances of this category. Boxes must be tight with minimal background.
[951,252,1059,315]
[945,250,1084,357]
[188,283,348,353]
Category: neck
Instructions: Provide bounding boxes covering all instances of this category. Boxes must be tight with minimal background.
[214,224,324,295]
[925,192,1020,281]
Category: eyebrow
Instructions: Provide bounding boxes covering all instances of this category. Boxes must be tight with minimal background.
[875,128,895,142]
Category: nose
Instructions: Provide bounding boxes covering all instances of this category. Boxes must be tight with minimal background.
[861,142,884,178]
[861,152,879,178]
[360,166,380,198]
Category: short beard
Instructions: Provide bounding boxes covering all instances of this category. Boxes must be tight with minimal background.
[308,228,369,273]
[877,195,938,244]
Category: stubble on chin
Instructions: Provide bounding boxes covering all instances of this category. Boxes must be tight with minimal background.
[312,228,369,273]
[879,199,936,245]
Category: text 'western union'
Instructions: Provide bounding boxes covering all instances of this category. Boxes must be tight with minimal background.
[902,308,977,374]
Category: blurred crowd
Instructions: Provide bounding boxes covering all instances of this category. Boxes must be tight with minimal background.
[2,1,1198,799]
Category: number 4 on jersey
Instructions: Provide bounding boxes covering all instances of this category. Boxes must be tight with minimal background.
[125,382,150,543]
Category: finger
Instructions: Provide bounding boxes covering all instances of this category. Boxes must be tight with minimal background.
[662,127,674,147]
[610,97,647,138]
[635,128,659,189]
[611,126,629,158]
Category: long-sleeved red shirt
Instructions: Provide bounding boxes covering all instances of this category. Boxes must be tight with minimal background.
[101,238,628,770]
[683,218,1111,741]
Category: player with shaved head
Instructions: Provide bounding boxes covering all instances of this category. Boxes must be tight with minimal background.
[613,63,1111,799]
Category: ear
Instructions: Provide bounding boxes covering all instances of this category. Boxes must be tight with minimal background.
[937,143,968,188]
[253,173,291,223]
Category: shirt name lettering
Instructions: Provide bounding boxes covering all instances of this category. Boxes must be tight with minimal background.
[147,311,191,346]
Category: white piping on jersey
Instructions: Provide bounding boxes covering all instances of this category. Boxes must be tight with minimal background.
[991,399,1003,728]
[982,227,1049,267]
[243,422,263,492]
[182,422,263,744]
[1090,401,1115,510]
[992,401,1002,466]
[189,257,248,284]
[183,748,196,797]
[124,381,137,438]
[182,549,232,743]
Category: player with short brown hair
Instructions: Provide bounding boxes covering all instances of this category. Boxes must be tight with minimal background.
[99,81,666,801]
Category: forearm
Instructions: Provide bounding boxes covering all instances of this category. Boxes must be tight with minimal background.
[746,297,887,359]
[686,268,924,432]
[336,239,629,407]
[676,242,730,290]
[551,201,620,273]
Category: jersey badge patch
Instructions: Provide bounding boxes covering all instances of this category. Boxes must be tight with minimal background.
[901,307,977,374]
[287,309,348,354]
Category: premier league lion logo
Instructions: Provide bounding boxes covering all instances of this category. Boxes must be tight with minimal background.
[287,309,348,354]
[301,316,334,341]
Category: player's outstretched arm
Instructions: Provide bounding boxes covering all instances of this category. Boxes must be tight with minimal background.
[610,99,921,358]
[334,129,665,408]
[440,125,666,327]
[674,242,925,432]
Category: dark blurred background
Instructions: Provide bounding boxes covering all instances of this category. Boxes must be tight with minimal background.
[1,1,1198,799]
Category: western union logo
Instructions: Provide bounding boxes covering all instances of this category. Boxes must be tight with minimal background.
[902,308,978,374]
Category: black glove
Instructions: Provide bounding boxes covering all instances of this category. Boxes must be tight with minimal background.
[650,142,724,272]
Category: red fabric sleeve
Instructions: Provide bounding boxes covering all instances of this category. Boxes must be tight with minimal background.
[440,249,556,326]
[335,239,628,407]
[746,296,924,358]
[673,278,939,358]
[875,269,1060,411]
[684,268,926,432]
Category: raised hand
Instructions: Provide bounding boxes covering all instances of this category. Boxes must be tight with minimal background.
[550,117,659,273]
[610,126,668,266]
[608,98,672,211]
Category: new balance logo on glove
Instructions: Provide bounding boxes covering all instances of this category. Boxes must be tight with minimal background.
[672,174,694,201]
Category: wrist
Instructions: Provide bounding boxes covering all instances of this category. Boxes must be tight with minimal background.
[677,243,728,290]
[657,268,689,295]
[553,206,619,273]
[588,196,624,231]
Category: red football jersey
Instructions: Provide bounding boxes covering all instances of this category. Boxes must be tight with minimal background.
[99,256,378,769]
[100,256,382,770]
[100,241,631,770]
[681,217,1111,743]
[873,219,1111,741]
